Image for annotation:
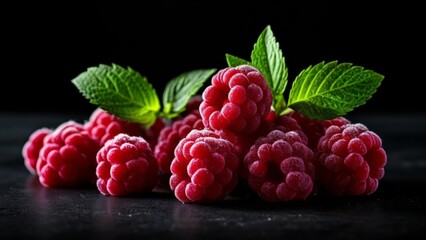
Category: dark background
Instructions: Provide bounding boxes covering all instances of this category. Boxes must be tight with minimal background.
[2,0,424,117]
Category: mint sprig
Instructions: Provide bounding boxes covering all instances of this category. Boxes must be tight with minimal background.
[72,64,215,128]
[72,64,161,127]
[162,68,216,119]
[226,25,384,120]
[251,25,288,115]
[288,61,384,120]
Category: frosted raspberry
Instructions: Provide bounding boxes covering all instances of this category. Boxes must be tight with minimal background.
[288,111,350,150]
[22,127,52,175]
[155,112,204,177]
[316,123,387,196]
[244,129,315,202]
[199,65,272,134]
[84,108,144,146]
[169,129,240,203]
[36,121,100,188]
[96,133,159,196]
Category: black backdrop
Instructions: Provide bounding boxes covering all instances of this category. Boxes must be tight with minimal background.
[2,0,424,117]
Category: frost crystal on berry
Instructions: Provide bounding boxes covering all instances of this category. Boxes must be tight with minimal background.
[169,129,240,203]
[200,65,272,134]
[316,123,387,196]
[244,129,315,202]
[96,133,159,196]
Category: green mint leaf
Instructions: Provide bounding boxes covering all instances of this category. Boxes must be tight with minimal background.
[225,53,250,67]
[288,60,384,120]
[162,68,217,118]
[251,25,288,115]
[71,63,161,126]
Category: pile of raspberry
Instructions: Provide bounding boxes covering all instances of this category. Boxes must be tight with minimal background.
[22,64,387,204]
[22,108,160,196]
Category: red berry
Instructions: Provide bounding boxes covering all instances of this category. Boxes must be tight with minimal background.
[316,123,387,196]
[170,129,240,203]
[96,133,159,196]
[200,65,272,134]
[244,129,315,202]
[84,108,144,146]
[37,121,100,188]
[22,127,52,175]
[154,112,204,177]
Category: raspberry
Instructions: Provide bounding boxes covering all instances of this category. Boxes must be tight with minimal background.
[316,123,387,196]
[244,129,315,202]
[199,65,272,134]
[154,112,204,177]
[288,111,350,150]
[96,133,159,196]
[84,108,144,146]
[169,129,240,203]
[22,127,52,175]
[36,121,100,188]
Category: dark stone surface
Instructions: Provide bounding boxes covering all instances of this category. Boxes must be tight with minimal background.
[1,113,425,239]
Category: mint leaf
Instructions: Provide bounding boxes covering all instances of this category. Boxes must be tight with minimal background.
[251,25,288,115]
[162,68,216,118]
[72,63,161,126]
[288,61,384,120]
[226,53,250,67]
